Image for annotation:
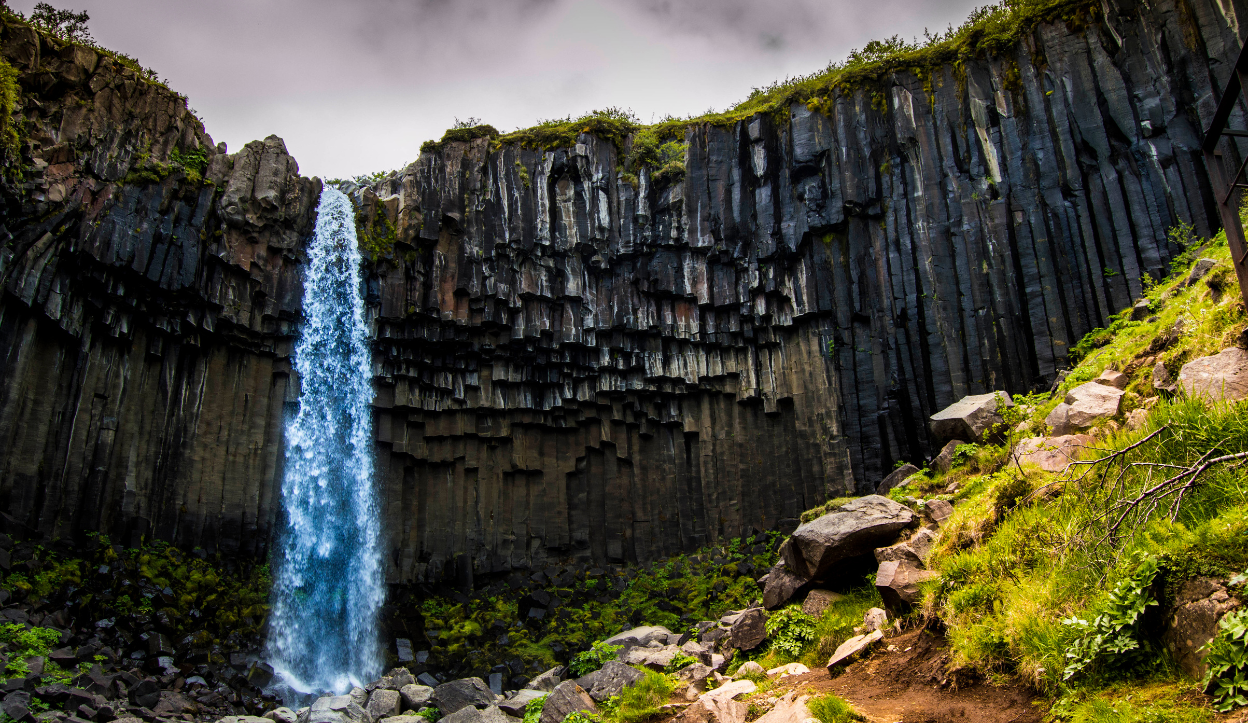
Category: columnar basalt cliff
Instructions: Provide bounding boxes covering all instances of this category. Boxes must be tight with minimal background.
[0,0,1245,583]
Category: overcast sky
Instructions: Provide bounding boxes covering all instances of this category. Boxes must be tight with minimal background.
[10,0,981,180]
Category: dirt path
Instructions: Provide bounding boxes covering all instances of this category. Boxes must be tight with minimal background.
[755,629,1044,723]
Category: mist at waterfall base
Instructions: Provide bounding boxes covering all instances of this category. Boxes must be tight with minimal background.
[266,188,384,700]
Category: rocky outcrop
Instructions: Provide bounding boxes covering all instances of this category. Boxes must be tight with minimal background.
[5,0,1248,583]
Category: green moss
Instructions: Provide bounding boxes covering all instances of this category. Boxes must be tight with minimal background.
[0,56,18,161]
[357,200,399,260]
[421,123,500,154]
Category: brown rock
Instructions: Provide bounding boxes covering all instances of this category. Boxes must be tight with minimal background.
[1153,361,1177,393]
[1179,348,1248,402]
[1013,434,1097,472]
[925,499,954,527]
[1064,382,1125,428]
[1125,408,1149,431]
[932,439,965,473]
[801,589,845,618]
[1095,369,1129,390]
[876,560,937,609]
[367,690,402,720]
[1163,578,1240,678]
[538,681,596,723]
[752,692,812,723]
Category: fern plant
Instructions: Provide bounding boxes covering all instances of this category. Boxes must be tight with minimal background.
[568,640,623,677]
[765,606,817,658]
[1061,556,1160,681]
[1201,608,1248,711]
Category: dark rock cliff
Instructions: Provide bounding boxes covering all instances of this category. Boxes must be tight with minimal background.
[1,0,1245,583]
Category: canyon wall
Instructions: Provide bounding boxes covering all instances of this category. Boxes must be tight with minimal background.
[1,0,1246,583]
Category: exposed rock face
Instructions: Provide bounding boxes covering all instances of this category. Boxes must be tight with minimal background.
[1013,434,1098,472]
[1179,348,1248,402]
[1163,578,1241,678]
[4,0,1248,583]
[929,393,1013,443]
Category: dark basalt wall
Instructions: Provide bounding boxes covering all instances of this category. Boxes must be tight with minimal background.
[1,0,1246,584]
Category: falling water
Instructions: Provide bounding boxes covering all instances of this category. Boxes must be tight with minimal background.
[267,187,382,697]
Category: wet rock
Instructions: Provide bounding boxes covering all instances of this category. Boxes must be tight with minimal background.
[538,681,596,723]
[800,590,845,618]
[826,630,883,669]
[265,708,298,723]
[1013,434,1097,472]
[929,393,1014,443]
[726,609,767,651]
[771,496,914,604]
[433,679,495,715]
[876,464,920,495]
[1163,578,1240,678]
[1179,348,1248,402]
[876,560,938,610]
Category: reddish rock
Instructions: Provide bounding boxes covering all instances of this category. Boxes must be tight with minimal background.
[1013,434,1097,472]
[1179,348,1248,402]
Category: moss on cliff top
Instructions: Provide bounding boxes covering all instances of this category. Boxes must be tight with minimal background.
[418,0,1097,158]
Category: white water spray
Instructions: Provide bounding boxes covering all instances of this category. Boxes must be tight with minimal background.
[267,187,382,697]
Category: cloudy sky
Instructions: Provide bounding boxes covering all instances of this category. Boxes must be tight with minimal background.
[10,0,981,179]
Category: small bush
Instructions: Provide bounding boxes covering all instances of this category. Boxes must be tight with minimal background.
[663,652,699,674]
[807,694,864,723]
[521,696,547,723]
[568,640,624,677]
[765,606,818,658]
[418,708,441,723]
[1201,606,1248,711]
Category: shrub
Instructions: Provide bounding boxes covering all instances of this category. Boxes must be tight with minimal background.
[568,640,624,677]
[1061,556,1161,682]
[418,708,441,722]
[1200,607,1248,711]
[765,606,818,658]
[807,694,864,723]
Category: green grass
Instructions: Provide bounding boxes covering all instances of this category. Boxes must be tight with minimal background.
[807,694,864,723]
[608,670,676,723]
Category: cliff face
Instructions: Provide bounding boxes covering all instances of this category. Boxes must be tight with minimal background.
[0,18,319,555]
[1,0,1245,583]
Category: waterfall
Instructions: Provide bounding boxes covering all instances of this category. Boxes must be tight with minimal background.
[267,187,383,697]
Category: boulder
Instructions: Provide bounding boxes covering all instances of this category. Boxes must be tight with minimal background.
[906,527,939,561]
[676,697,747,723]
[432,678,494,715]
[826,629,883,669]
[672,663,713,686]
[538,681,596,723]
[1153,361,1177,393]
[1095,369,1129,390]
[527,667,564,692]
[581,661,643,702]
[308,696,370,723]
[873,539,922,566]
[622,644,681,670]
[1064,382,1125,428]
[367,690,402,720]
[862,608,888,633]
[876,464,920,495]
[925,499,953,527]
[1163,578,1241,678]
[778,496,915,582]
[601,626,673,648]
[932,439,965,473]
[1013,434,1097,472]
[1126,408,1149,431]
[265,708,298,723]
[876,560,938,609]
[498,690,546,717]
[1188,258,1218,286]
[440,705,511,723]
[765,663,809,677]
[800,590,845,618]
[399,685,434,711]
[929,392,1014,442]
[374,669,417,691]
[753,692,812,723]
[734,661,765,678]
[761,562,809,609]
[350,688,368,708]
[1179,348,1248,402]
[726,609,767,651]
[700,679,755,703]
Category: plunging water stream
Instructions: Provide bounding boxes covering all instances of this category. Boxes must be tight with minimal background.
[267,188,383,697]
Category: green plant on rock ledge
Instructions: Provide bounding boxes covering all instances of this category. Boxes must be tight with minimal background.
[764,605,818,658]
[357,202,398,260]
[1061,555,1161,683]
[1201,605,1248,711]
[568,640,624,677]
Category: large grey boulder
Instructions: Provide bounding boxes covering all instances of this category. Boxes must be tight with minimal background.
[538,681,596,723]
[1048,382,1124,434]
[432,678,494,715]
[761,561,808,609]
[876,464,919,495]
[726,609,767,651]
[367,690,401,720]
[621,644,681,670]
[929,392,1013,442]
[399,684,434,711]
[581,661,644,702]
[1179,348,1248,402]
[308,696,370,723]
[778,495,916,582]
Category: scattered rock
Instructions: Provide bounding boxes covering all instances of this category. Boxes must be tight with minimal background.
[765,663,809,678]
[265,708,298,723]
[1013,434,1097,472]
[1095,369,1129,390]
[367,689,402,720]
[1187,258,1218,286]
[826,630,884,669]
[761,562,809,610]
[308,696,371,723]
[700,679,756,703]
[752,692,812,723]
[527,667,564,692]
[1130,299,1152,321]
[1163,578,1241,678]
[876,464,920,495]
[929,392,1014,443]
[399,685,435,711]
[726,608,767,651]
[876,560,938,609]
[874,539,922,566]
[1125,408,1149,431]
[440,705,512,723]
[1064,382,1125,428]
[621,645,682,670]
[1179,348,1248,402]
[432,678,495,715]
[800,590,845,618]
[862,608,888,633]
[733,661,765,678]
[677,696,747,723]
[1153,361,1177,393]
[932,439,965,473]
[498,690,546,717]
[925,499,954,527]
[581,661,644,702]
[538,681,596,723]
[777,495,915,584]
[673,663,713,686]
[601,626,673,649]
